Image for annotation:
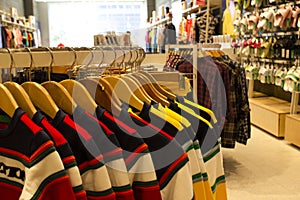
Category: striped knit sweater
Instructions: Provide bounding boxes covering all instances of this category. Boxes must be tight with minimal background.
[0,108,75,199]
[32,111,87,200]
[50,109,116,200]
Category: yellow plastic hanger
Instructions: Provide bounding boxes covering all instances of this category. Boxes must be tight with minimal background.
[21,47,59,119]
[175,102,213,128]
[3,48,37,119]
[179,98,217,123]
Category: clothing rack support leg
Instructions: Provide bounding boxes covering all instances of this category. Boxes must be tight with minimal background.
[193,44,198,102]
[290,91,299,114]
[248,79,254,98]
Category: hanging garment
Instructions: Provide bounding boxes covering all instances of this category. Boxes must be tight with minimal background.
[164,23,176,44]
[118,103,193,200]
[222,4,235,35]
[69,106,135,200]
[94,106,162,200]
[32,111,87,200]
[0,108,76,199]
[50,109,116,200]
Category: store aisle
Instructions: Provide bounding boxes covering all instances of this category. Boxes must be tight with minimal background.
[223,126,300,200]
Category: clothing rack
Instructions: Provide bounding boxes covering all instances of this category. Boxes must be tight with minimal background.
[0,47,116,69]
[165,44,198,102]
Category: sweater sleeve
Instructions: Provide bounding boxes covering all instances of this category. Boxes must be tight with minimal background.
[20,130,76,200]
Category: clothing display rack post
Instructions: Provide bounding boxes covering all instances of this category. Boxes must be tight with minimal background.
[165,44,198,102]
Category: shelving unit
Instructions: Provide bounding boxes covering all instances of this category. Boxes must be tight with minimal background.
[147,17,170,28]
[1,19,36,32]
[237,0,300,139]
[0,9,36,32]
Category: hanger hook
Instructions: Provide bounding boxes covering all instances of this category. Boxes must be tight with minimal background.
[44,47,54,81]
[95,46,104,76]
[25,47,34,82]
[62,47,77,79]
[6,48,15,82]
[66,46,77,69]
[104,46,116,76]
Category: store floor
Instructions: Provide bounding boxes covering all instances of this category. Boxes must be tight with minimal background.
[223,126,300,200]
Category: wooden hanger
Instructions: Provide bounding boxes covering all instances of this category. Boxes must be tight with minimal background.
[131,73,170,107]
[78,47,122,115]
[60,47,97,115]
[40,47,77,115]
[20,47,59,119]
[60,80,97,115]
[4,82,37,119]
[0,83,19,118]
[79,78,121,116]
[121,75,152,105]
[123,74,157,104]
[138,71,176,101]
[103,76,144,111]
[42,81,77,115]
[3,48,37,119]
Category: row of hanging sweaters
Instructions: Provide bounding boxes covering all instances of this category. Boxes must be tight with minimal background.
[164,51,251,148]
[1,25,36,48]
[0,70,227,199]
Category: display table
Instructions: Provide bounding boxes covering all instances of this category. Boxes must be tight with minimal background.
[285,115,300,147]
[249,97,291,137]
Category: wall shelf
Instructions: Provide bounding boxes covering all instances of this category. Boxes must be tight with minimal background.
[147,17,170,28]
[1,19,36,32]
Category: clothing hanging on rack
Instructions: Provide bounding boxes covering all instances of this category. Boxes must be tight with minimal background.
[0,47,228,200]
[166,48,251,148]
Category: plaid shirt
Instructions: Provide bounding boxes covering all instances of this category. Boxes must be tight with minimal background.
[177,56,227,131]
[213,60,234,121]
[177,56,251,148]
[236,67,251,144]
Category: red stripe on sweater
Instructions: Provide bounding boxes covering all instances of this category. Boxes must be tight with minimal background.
[38,175,76,200]
[30,141,54,161]
[62,155,76,165]
[64,115,92,141]
[115,190,135,200]
[0,182,22,199]
[133,185,162,200]
[103,148,123,159]
[41,118,68,146]
[20,114,42,134]
[75,190,87,200]
[87,192,116,200]
[78,154,104,171]
[125,144,148,165]
[159,153,188,185]
[104,112,136,134]
[85,112,113,135]
[129,113,174,140]
[0,147,29,162]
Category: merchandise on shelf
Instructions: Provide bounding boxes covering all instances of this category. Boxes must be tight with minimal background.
[0,7,37,48]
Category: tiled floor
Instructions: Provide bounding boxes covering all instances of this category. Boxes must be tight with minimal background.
[222,126,300,200]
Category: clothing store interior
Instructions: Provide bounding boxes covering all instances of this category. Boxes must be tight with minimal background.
[0,0,300,199]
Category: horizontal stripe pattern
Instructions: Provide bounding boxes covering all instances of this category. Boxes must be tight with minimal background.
[159,153,189,189]
[20,150,65,199]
